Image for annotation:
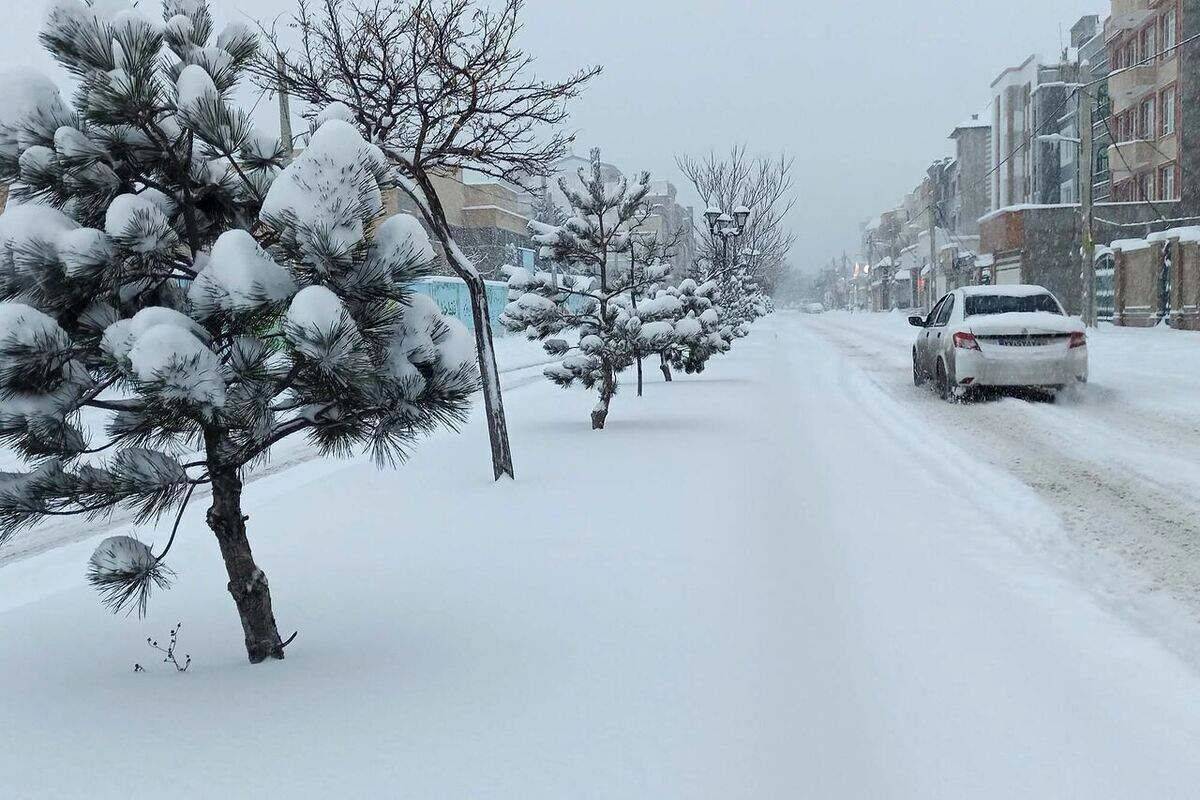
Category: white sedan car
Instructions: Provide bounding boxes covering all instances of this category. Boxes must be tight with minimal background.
[910,285,1088,400]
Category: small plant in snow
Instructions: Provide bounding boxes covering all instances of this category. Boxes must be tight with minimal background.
[0,0,478,664]
[135,622,191,673]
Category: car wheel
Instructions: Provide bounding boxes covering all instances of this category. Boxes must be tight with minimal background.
[913,350,926,386]
[936,360,953,403]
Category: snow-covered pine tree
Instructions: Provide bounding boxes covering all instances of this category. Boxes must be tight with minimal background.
[713,266,770,340]
[0,0,477,664]
[255,0,600,481]
[501,149,671,429]
[531,181,566,228]
[658,278,727,378]
[624,231,679,397]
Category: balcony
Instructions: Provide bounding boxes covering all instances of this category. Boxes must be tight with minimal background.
[1108,139,1157,182]
[1105,0,1154,40]
[1108,63,1158,112]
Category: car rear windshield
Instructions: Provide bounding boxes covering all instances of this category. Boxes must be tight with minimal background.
[964,293,1061,317]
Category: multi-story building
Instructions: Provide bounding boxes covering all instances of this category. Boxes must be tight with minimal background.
[383,166,536,279]
[642,179,696,276]
[948,113,993,236]
[1076,15,1113,203]
[1104,0,1191,205]
[990,55,1040,208]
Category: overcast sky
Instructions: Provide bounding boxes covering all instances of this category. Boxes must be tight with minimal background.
[2,0,1104,271]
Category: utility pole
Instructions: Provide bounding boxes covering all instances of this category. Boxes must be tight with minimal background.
[1079,85,1096,327]
[929,181,939,310]
[277,52,294,164]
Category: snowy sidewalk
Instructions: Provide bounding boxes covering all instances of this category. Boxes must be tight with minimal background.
[3,315,1200,797]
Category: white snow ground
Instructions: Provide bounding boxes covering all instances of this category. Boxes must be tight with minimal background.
[4,314,1200,797]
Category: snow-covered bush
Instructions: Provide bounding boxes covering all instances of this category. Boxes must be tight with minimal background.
[715,267,771,336]
[500,149,674,429]
[0,0,477,664]
[658,279,729,377]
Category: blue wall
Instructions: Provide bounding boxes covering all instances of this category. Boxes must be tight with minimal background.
[410,277,510,336]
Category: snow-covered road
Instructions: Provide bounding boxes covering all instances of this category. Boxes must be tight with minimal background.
[3,313,1200,797]
[803,311,1200,639]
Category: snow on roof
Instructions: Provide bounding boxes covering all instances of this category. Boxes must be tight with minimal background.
[979,203,1078,224]
[975,253,995,267]
[959,284,1053,297]
[1147,226,1200,244]
[951,113,991,135]
[1110,238,1151,252]
[893,269,912,281]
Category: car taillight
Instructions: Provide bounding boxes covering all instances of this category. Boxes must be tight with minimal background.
[1069,332,1087,349]
[953,331,981,351]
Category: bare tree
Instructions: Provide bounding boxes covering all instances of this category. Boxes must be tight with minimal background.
[677,145,796,294]
[254,0,600,479]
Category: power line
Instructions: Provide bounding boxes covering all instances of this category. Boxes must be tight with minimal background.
[856,29,1200,265]
[1083,30,1200,90]
[1098,112,1174,222]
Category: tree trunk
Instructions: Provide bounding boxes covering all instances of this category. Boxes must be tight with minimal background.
[400,171,515,481]
[660,353,673,382]
[636,355,644,397]
[205,431,285,664]
[458,267,516,480]
[591,363,616,430]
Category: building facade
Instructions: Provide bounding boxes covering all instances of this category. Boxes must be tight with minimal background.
[1104,0,1191,205]
[1077,15,1114,204]
[991,55,1040,208]
[948,114,993,237]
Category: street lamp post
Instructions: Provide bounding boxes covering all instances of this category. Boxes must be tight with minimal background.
[703,203,752,273]
[1037,83,1096,327]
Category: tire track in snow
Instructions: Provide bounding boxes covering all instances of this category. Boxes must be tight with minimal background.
[801,313,1200,618]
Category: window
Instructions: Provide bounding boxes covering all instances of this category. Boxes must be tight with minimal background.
[1161,86,1176,136]
[1096,149,1110,177]
[1138,172,1154,201]
[1140,97,1156,140]
[1163,8,1178,54]
[925,296,947,326]
[935,294,955,326]
[964,293,1063,317]
[1160,165,1177,200]
[1142,25,1156,61]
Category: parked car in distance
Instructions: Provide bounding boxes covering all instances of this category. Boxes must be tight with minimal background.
[909,285,1087,401]
[803,302,826,314]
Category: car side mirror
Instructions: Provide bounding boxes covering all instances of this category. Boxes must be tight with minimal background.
[908,315,927,328]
